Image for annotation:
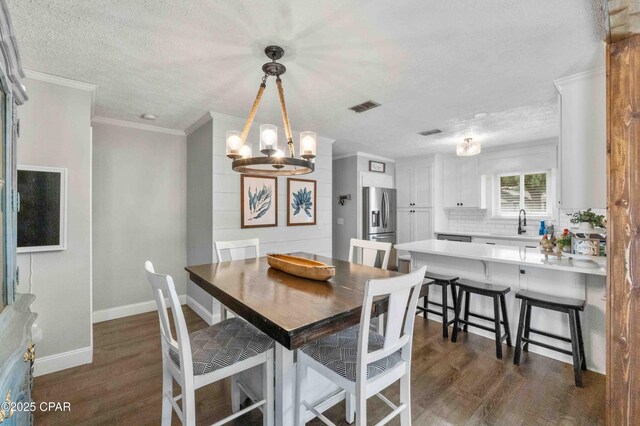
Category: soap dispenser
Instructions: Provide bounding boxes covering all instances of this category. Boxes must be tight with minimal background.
[539,220,546,236]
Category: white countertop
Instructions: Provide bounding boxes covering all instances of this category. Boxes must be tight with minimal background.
[435,230,542,241]
[395,239,606,276]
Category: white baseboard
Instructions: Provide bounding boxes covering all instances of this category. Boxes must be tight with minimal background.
[186,295,221,325]
[92,295,187,323]
[34,346,93,377]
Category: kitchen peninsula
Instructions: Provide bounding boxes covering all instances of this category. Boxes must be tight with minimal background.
[396,239,606,372]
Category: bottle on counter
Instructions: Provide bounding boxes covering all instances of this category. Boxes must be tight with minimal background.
[539,220,546,236]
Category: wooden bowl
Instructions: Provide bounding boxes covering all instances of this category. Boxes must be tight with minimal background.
[267,253,336,281]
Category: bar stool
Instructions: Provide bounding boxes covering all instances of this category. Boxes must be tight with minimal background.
[513,290,587,387]
[415,272,459,338]
[451,279,512,359]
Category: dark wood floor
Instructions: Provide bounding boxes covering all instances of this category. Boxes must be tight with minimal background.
[33,307,605,425]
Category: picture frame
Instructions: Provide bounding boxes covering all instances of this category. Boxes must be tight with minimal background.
[287,178,317,226]
[17,165,68,253]
[240,175,278,228]
[369,160,386,173]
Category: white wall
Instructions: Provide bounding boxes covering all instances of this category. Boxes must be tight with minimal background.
[186,113,333,321]
[92,122,187,318]
[16,77,93,371]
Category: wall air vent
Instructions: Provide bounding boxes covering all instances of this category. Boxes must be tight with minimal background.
[349,100,381,113]
[418,129,442,136]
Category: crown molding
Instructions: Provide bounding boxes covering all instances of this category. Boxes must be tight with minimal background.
[185,111,214,135]
[25,69,97,115]
[554,66,606,93]
[356,152,396,163]
[24,69,97,91]
[92,116,185,137]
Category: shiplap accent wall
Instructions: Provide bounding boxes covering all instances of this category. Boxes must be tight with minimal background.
[186,112,334,322]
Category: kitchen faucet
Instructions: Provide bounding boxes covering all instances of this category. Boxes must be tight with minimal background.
[518,209,527,235]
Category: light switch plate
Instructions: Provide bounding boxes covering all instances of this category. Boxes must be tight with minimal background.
[337,218,344,225]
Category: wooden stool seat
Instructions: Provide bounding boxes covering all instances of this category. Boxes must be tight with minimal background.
[451,280,512,359]
[513,290,587,387]
[416,271,459,338]
[423,272,459,283]
[455,279,510,295]
[516,290,585,310]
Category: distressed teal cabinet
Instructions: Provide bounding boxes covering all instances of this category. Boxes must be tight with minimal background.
[0,0,32,424]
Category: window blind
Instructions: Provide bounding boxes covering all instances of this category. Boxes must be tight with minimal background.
[500,175,520,213]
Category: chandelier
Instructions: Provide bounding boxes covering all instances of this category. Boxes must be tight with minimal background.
[226,46,316,176]
[456,138,481,156]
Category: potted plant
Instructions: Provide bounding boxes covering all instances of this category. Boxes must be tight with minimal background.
[556,229,572,254]
[567,209,606,231]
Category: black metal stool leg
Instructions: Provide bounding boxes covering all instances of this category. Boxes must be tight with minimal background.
[441,283,449,339]
[575,311,587,371]
[499,294,512,346]
[463,291,470,333]
[422,296,428,319]
[523,303,532,352]
[451,289,464,343]
[513,300,527,365]
[450,283,458,317]
[493,295,503,359]
[568,310,584,387]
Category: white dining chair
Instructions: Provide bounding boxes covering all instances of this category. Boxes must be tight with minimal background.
[348,238,392,270]
[349,238,393,335]
[295,266,427,426]
[145,261,274,426]
[214,238,260,320]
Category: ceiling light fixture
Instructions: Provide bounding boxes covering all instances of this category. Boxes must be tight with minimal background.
[226,46,315,176]
[456,138,481,156]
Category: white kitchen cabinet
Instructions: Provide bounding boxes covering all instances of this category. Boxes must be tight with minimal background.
[554,68,606,209]
[442,156,483,208]
[396,166,431,208]
[397,209,432,243]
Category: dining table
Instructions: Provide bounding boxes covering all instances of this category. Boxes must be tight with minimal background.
[186,252,429,425]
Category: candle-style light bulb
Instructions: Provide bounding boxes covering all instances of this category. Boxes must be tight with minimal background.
[226,130,242,159]
[260,124,278,156]
[240,143,252,158]
[300,131,317,159]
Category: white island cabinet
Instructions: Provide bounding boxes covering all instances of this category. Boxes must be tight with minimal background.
[395,239,606,373]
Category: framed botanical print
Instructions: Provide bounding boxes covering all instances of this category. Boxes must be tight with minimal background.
[287,178,316,226]
[241,175,278,228]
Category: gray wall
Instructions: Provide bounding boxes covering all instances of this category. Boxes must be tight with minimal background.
[186,117,215,316]
[186,113,333,321]
[16,78,93,360]
[332,156,357,261]
[92,122,187,312]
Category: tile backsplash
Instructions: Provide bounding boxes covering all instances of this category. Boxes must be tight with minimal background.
[445,208,607,236]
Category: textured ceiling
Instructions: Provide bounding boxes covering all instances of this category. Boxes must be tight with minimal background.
[8,0,606,157]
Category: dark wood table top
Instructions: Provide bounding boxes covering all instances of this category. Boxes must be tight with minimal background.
[186,252,424,350]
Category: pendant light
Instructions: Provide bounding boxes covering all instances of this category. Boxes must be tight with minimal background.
[456,138,481,156]
[225,46,316,175]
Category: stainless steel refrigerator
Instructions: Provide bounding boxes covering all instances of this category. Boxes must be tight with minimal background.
[363,187,397,269]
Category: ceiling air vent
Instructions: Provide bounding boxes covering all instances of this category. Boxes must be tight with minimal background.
[418,129,442,136]
[349,100,381,113]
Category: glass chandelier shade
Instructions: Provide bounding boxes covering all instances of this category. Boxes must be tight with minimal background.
[225,46,315,176]
[456,138,481,156]
[225,130,243,159]
[300,131,317,159]
[260,124,278,155]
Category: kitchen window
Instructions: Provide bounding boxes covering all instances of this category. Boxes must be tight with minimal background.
[497,171,552,217]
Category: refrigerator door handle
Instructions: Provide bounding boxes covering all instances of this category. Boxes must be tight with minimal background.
[382,191,389,229]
